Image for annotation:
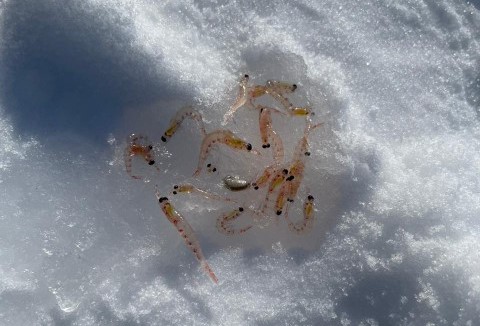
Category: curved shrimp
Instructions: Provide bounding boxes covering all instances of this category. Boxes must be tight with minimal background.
[155,190,218,284]
[287,194,315,234]
[124,134,159,179]
[258,106,285,165]
[193,130,260,177]
[216,207,252,235]
[222,75,249,125]
[161,106,206,142]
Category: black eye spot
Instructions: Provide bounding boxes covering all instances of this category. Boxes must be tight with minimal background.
[308,195,314,201]
[305,152,311,156]
[148,160,155,165]
[161,136,167,142]
[244,74,249,78]
[159,197,168,203]
[148,145,153,150]
[254,186,259,190]
[260,107,264,112]
[292,84,297,90]
[207,163,211,167]
[246,143,252,151]
[288,198,294,202]
[212,168,217,172]
[287,175,295,181]
[276,210,282,215]
[283,169,288,175]
[173,185,178,189]
[239,207,244,212]
[262,144,268,148]
[173,191,177,195]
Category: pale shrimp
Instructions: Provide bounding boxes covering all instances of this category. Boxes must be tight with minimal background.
[274,181,291,216]
[216,207,252,235]
[258,106,285,165]
[222,75,298,124]
[261,167,289,214]
[155,190,218,283]
[285,121,324,202]
[287,194,315,234]
[252,165,280,190]
[161,106,206,142]
[171,183,235,202]
[193,130,260,176]
[124,134,159,179]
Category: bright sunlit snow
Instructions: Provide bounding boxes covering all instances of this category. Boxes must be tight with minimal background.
[1,0,480,325]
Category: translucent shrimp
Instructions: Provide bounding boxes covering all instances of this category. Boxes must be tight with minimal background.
[252,165,280,190]
[261,168,289,214]
[216,207,252,235]
[155,191,218,284]
[124,134,159,179]
[193,130,260,176]
[171,183,235,202]
[286,121,324,202]
[258,106,285,165]
[161,106,207,142]
[287,194,315,234]
[222,75,298,124]
[274,181,291,216]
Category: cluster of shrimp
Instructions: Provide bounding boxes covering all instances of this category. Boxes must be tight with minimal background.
[124,75,324,283]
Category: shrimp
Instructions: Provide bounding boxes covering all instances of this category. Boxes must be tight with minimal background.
[252,165,281,190]
[258,106,285,165]
[171,184,234,202]
[222,75,299,124]
[287,194,315,234]
[155,191,218,284]
[274,181,291,216]
[285,121,323,202]
[216,207,252,235]
[261,167,289,214]
[193,130,260,176]
[124,134,159,179]
[161,106,206,142]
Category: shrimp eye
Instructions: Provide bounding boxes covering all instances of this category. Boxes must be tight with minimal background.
[246,143,252,151]
[239,207,244,212]
[276,210,282,215]
[254,186,259,190]
[283,169,288,175]
[207,163,211,168]
[286,175,295,181]
[148,145,153,150]
[288,198,294,202]
[292,84,297,90]
[244,74,249,78]
[212,168,217,172]
[260,107,264,112]
[262,144,268,148]
[173,185,178,189]
[308,195,314,201]
[159,197,168,203]
[173,191,177,195]
[161,136,167,142]
[305,151,311,156]
[148,160,155,165]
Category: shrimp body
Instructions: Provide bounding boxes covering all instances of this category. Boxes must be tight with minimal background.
[155,193,218,283]
[172,184,234,202]
[193,130,258,176]
[125,134,158,179]
[161,106,206,142]
[216,207,252,235]
[252,165,278,190]
[287,195,315,234]
[223,75,249,124]
[261,168,289,214]
[274,181,291,216]
[258,106,285,164]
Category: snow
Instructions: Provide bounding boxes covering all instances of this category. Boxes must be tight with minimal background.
[1,0,480,325]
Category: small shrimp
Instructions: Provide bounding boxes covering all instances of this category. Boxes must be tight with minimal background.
[274,181,291,216]
[223,175,250,191]
[193,130,259,176]
[155,191,218,284]
[261,168,289,214]
[124,134,158,179]
[171,183,234,202]
[222,75,299,123]
[287,194,315,234]
[161,106,206,142]
[216,207,252,235]
[252,165,280,190]
[258,106,285,165]
[286,121,324,201]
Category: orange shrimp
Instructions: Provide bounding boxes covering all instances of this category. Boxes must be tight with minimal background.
[258,106,285,165]
[193,130,259,176]
[155,190,218,284]
[261,167,289,214]
[222,75,299,124]
[216,207,252,235]
[124,134,159,179]
[287,194,315,234]
[161,106,206,142]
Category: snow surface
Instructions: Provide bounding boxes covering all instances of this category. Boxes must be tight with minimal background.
[1,0,480,325]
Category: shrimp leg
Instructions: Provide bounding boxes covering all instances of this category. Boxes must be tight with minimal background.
[155,191,218,283]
